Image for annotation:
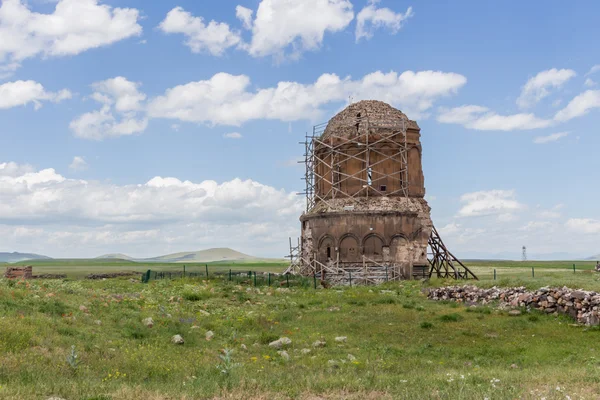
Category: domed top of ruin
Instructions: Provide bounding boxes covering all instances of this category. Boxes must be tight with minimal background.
[321,100,420,139]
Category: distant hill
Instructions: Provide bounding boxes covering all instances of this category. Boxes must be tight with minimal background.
[0,252,51,263]
[95,253,135,261]
[144,248,267,263]
[93,248,283,264]
[586,254,600,261]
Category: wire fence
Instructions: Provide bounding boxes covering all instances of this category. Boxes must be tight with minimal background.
[140,266,402,287]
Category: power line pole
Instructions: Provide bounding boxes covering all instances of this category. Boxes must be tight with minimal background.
[522,246,527,262]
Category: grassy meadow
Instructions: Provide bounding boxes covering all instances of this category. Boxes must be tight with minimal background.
[1,260,600,399]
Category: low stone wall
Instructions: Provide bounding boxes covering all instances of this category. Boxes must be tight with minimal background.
[4,266,33,279]
[428,285,600,326]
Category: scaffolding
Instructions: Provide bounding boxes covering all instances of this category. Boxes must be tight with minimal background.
[428,225,478,280]
[289,105,478,284]
[300,112,409,212]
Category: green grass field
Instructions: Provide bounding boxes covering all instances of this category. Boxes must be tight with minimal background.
[1,259,288,279]
[1,260,600,399]
[1,270,600,399]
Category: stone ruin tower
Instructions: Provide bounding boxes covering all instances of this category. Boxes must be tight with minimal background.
[288,100,476,284]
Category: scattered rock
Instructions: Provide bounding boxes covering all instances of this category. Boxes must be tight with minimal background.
[269,337,292,349]
[79,305,88,313]
[198,310,211,316]
[312,340,326,348]
[94,320,102,325]
[171,334,184,345]
[205,331,214,341]
[428,285,600,326]
[301,348,311,355]
[347,354,356,361]
[277,350,290,360]
[240,344,247,350]
[328,306,341,312]
[335,336,347,343]
[143,317,154,328]
[190,325,200,330]
[510,363,519,369]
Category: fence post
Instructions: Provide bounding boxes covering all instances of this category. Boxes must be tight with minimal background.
[229,269,232,281]
[205,264,209,279]
[349,271,352,287]
[253,272,257,286]
[268,272,271,286]
[143,269,151,283]
[493,269,496,280]
[313,272,317,289]
[573,264,576,273]
[183,265,186,278]
[286,274,290,288]
[531,267,535,278]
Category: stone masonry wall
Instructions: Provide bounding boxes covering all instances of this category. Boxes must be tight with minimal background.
[428,285,600,326]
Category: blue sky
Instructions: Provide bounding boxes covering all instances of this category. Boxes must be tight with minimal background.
[0,0,599,259]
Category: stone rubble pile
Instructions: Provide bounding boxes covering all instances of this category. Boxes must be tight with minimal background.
[428,285,600,326]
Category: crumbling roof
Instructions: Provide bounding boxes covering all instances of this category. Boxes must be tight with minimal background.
[322,100,420,139]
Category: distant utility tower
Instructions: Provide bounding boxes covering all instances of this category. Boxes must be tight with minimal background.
[522,246,527,262]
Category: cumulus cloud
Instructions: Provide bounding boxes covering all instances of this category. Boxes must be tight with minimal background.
[246,0,354,59]
[70,77,147,140]
[236,5,253,30]
[516,68,576,109]
[554,90,600,122]
[532,131,569,144]
[437,105,553,131]
[457,190,523,218]
[0,0,142,74]
[584,78,596,87]
[223,132,243,139]
[355,1,413,41]
[68,156,88,171]
[0,80,71,110]
[148,69,466,126]
[566,218,600,234]
[158,7,242,56]
[0,161,303,257]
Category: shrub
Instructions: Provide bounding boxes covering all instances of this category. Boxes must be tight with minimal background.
[439,313,463,322]
[420,322,433,329]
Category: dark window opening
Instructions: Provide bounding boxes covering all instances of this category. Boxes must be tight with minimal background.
[380,185,387,192]
[327,247,331,259]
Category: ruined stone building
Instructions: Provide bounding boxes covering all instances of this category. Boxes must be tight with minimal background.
[289,100,476,284]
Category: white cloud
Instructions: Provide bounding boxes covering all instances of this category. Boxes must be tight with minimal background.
[0,161,303,257]
[246,0,354,59]
[223,132,243,139]
[533,131,569,144]
[584,78,596,87]
[566,218,600,234]
[69,156,88,171]
[236,5,254,30]
[70,77,147,140]
[516,68,576,109]
[554,90,600,122]
[148,69,466,126]
[0,0,142,74]
[439,223,460,236]
[437,105,553,131]
[0,80,71,110]
[586,65,600,76]
[457,190,523,218]
[158,7,242,56]
[520,221,552,231]
[355,1,413,41]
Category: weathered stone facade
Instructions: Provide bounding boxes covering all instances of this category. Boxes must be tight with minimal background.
[300,100,432,281]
